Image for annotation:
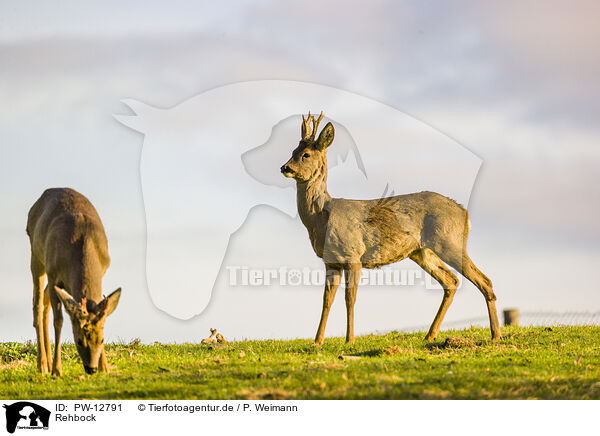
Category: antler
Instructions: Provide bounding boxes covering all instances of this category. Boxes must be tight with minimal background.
[301,111,325,140]
[311,112,324,139]
[301,112,313,139]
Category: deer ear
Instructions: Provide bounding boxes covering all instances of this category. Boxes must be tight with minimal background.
[92,288,121,325]
[102,288,122,317]
[54,286,81,319]
[316,122,334,150]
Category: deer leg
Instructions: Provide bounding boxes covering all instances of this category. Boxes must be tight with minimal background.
[344,263,361,344]
[31,255,48,374]
[410,249,459,341]
[42,286,52,372]
[461,256,502,340]
[49,283,63,376]
[315,265,342,345]
[99,348,109,373]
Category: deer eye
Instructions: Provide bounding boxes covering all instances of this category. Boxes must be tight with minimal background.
[302,153,310,159]
[77,339,83,347]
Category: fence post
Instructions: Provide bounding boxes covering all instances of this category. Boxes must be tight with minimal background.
[503,308,520,326]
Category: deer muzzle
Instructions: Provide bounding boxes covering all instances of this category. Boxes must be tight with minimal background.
[280,164,295,177]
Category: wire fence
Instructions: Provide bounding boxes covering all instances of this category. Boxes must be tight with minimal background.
[403,311,600,333]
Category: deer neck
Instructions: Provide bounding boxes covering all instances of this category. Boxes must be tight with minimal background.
[68,250,104,303]
[296,162,332,226]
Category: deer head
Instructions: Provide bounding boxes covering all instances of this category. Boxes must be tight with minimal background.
[54,287,121,374]
[280,112,335,183]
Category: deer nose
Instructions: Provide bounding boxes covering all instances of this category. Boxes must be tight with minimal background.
[84,365,97,374]
[281,164,292,174]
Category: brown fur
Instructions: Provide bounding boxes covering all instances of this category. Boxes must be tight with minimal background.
[281,113,501,344]
[27,188,121,375]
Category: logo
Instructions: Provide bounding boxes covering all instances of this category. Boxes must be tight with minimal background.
[115,80,481,320]
[3,402,50,434]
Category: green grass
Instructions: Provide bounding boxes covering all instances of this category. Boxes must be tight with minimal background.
[1,326,599,399]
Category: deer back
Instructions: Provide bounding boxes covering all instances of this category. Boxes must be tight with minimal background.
[27,188,110,302]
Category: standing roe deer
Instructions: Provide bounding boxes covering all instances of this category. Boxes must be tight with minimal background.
[27,188,121,375]
[280,112,501,344]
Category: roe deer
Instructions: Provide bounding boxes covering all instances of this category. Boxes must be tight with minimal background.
[27,188,121,375]
[280,112,501,344]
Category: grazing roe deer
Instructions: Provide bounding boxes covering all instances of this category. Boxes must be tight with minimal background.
[280,112,501,344]
[27,188,121,375]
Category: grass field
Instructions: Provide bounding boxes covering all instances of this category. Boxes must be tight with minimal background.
[1,326,599,399]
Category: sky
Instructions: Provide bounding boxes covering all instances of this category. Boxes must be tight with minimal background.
[1,1,599,343]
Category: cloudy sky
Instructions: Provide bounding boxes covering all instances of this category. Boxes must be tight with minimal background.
[1,1,598,342]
